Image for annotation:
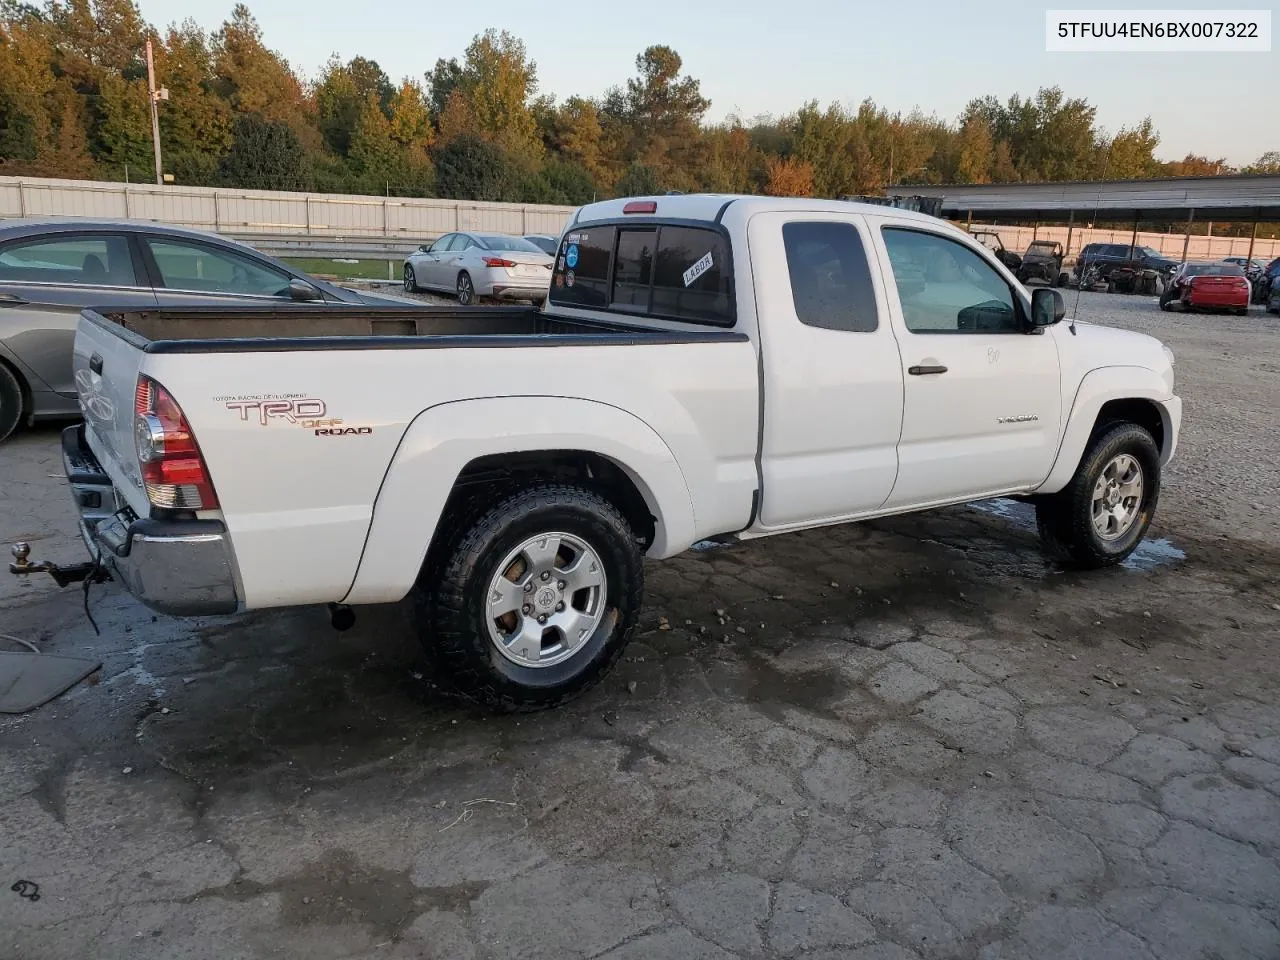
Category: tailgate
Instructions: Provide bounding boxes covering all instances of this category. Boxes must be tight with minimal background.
[72,313,150,518]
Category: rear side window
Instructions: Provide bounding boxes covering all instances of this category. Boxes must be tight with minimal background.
[551,222,733,325]
[781,222,878,332]
[553,226,615,308]
[0,234,137,287]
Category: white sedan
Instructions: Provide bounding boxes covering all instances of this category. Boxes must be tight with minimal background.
[403,232,554,305]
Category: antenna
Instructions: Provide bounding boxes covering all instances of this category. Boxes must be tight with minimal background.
[1069,144,1113,336]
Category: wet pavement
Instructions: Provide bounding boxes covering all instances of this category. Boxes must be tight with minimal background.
[2,294,1279,959]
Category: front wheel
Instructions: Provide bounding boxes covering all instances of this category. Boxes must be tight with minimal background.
[456,271,474,305]
[403,264,418,293]
[1035,423,1161,569]
[414,484,643,712]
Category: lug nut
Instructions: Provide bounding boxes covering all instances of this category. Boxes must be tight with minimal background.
[557,580,566,590]
[541,571,551,581]
[522,604,532,614]
[538,614,548,624]
[524,581,534,592]
[556,602,565,612]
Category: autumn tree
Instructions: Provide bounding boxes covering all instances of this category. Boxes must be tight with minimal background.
[212,4,311,142]
[763,156,813,197]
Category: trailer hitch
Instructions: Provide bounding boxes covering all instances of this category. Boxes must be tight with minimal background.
[9,542,111,588]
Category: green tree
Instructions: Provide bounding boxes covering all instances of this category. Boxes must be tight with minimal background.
[613,161,660,197]
[457,29,541,164]
[315,55,393,156]
[618,45,708,186]
[1243,151,1280,174]
[154,21,232,183]
[96,73,150,176]
[433,132,513,201]
[424,56,463,121]
[218,113,306,190]
[700,121,759,193]
[1102,118,1161,179]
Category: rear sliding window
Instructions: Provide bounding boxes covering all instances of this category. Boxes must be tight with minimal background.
[551,222,733,326]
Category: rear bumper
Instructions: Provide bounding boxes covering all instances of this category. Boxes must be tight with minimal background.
[489,283,550,301]
[1185,290,1248,308]
[62,425,240,616]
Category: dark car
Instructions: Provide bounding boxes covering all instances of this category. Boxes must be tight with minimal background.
[1073,242,1179,293]
[1017,240,1065,286]
[1160,262,1250,314]
[0,218,411,442]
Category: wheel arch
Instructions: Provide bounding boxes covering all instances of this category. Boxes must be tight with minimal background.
[1036,366,1179,495]
[0,351,32,429]
[341,396,696,605]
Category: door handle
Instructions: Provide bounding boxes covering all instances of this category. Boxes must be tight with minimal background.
[89,353,103,375]
[908,364,948,376]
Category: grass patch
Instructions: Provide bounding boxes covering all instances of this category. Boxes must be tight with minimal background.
[281,257,397,281]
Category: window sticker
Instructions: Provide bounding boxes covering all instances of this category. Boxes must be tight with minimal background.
[683,250,714,287]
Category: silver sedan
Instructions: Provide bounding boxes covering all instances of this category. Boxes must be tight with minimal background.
[403,233,554,305]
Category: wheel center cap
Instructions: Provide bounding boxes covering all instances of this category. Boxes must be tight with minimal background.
[534,586,559,612]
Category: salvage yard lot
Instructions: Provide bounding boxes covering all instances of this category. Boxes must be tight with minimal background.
[2,291,1278,960]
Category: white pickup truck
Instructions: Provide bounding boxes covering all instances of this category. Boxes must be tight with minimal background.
[17,195,1181,711]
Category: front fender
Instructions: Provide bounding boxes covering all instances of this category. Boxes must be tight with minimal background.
[342,396,695,605]
[1036,365,1180,495]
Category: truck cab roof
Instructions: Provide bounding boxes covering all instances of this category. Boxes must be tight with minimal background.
[569,194,956,231]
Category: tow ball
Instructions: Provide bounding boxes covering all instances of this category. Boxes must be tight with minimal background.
[9,542,111,588]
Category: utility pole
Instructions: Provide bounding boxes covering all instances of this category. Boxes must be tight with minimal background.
[144,40,168,186]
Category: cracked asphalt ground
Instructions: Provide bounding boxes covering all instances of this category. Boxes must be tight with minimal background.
[2,292,1279,960]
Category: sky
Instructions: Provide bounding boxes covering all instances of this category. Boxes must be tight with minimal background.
[135,0,1277,166]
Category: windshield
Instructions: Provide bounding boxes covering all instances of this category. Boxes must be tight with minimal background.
[477,235,544,253]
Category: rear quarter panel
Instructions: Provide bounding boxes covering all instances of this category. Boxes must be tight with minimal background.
[147,338,759,609]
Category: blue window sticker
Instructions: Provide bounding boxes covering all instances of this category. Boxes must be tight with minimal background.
[565,244,580,269]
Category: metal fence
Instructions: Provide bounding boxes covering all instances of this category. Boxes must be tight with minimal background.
[0,176,578,246]
[2,175,1277,264]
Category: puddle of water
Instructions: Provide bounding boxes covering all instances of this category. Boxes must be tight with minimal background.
[968,498,1185,571]
[1121,538,1186,571]
[690,539,728,552]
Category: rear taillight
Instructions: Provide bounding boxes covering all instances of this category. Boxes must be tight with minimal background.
[482,257,516,268]
[134,375,218,510]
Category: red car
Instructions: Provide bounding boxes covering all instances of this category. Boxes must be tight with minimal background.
[1160,262,1250,315]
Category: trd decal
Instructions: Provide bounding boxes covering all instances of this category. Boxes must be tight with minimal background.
[225,397,326,425]
[314,426,374,436]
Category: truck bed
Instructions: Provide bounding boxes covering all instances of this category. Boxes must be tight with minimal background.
[86,304,744,353]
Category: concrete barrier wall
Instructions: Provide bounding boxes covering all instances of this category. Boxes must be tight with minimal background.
[2,175,1276,263]
[0,176,577,242]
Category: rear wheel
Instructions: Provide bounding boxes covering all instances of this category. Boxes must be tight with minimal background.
[413,484,643,712]
[0,362,24,444]
[1036,423,1160,569]
[403,264,418,293]
[456,271,474,305]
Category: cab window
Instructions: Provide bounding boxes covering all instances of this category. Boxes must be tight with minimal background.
[881,228,1020,334]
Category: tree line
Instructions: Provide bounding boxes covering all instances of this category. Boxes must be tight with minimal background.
[2,0,1278,213]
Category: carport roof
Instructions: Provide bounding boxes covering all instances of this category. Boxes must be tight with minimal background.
[888,174,1280,223]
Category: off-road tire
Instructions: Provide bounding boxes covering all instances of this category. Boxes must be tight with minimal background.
[1035,422,1161,569]
[413,484,643,712]
[0,362,24,443]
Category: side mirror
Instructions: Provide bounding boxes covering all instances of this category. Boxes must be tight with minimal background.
[287,279,323,302]
[418,244,430,253]
[1030,287,1065,329]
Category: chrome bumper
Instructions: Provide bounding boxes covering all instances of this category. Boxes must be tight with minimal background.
[62,425,240,616]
